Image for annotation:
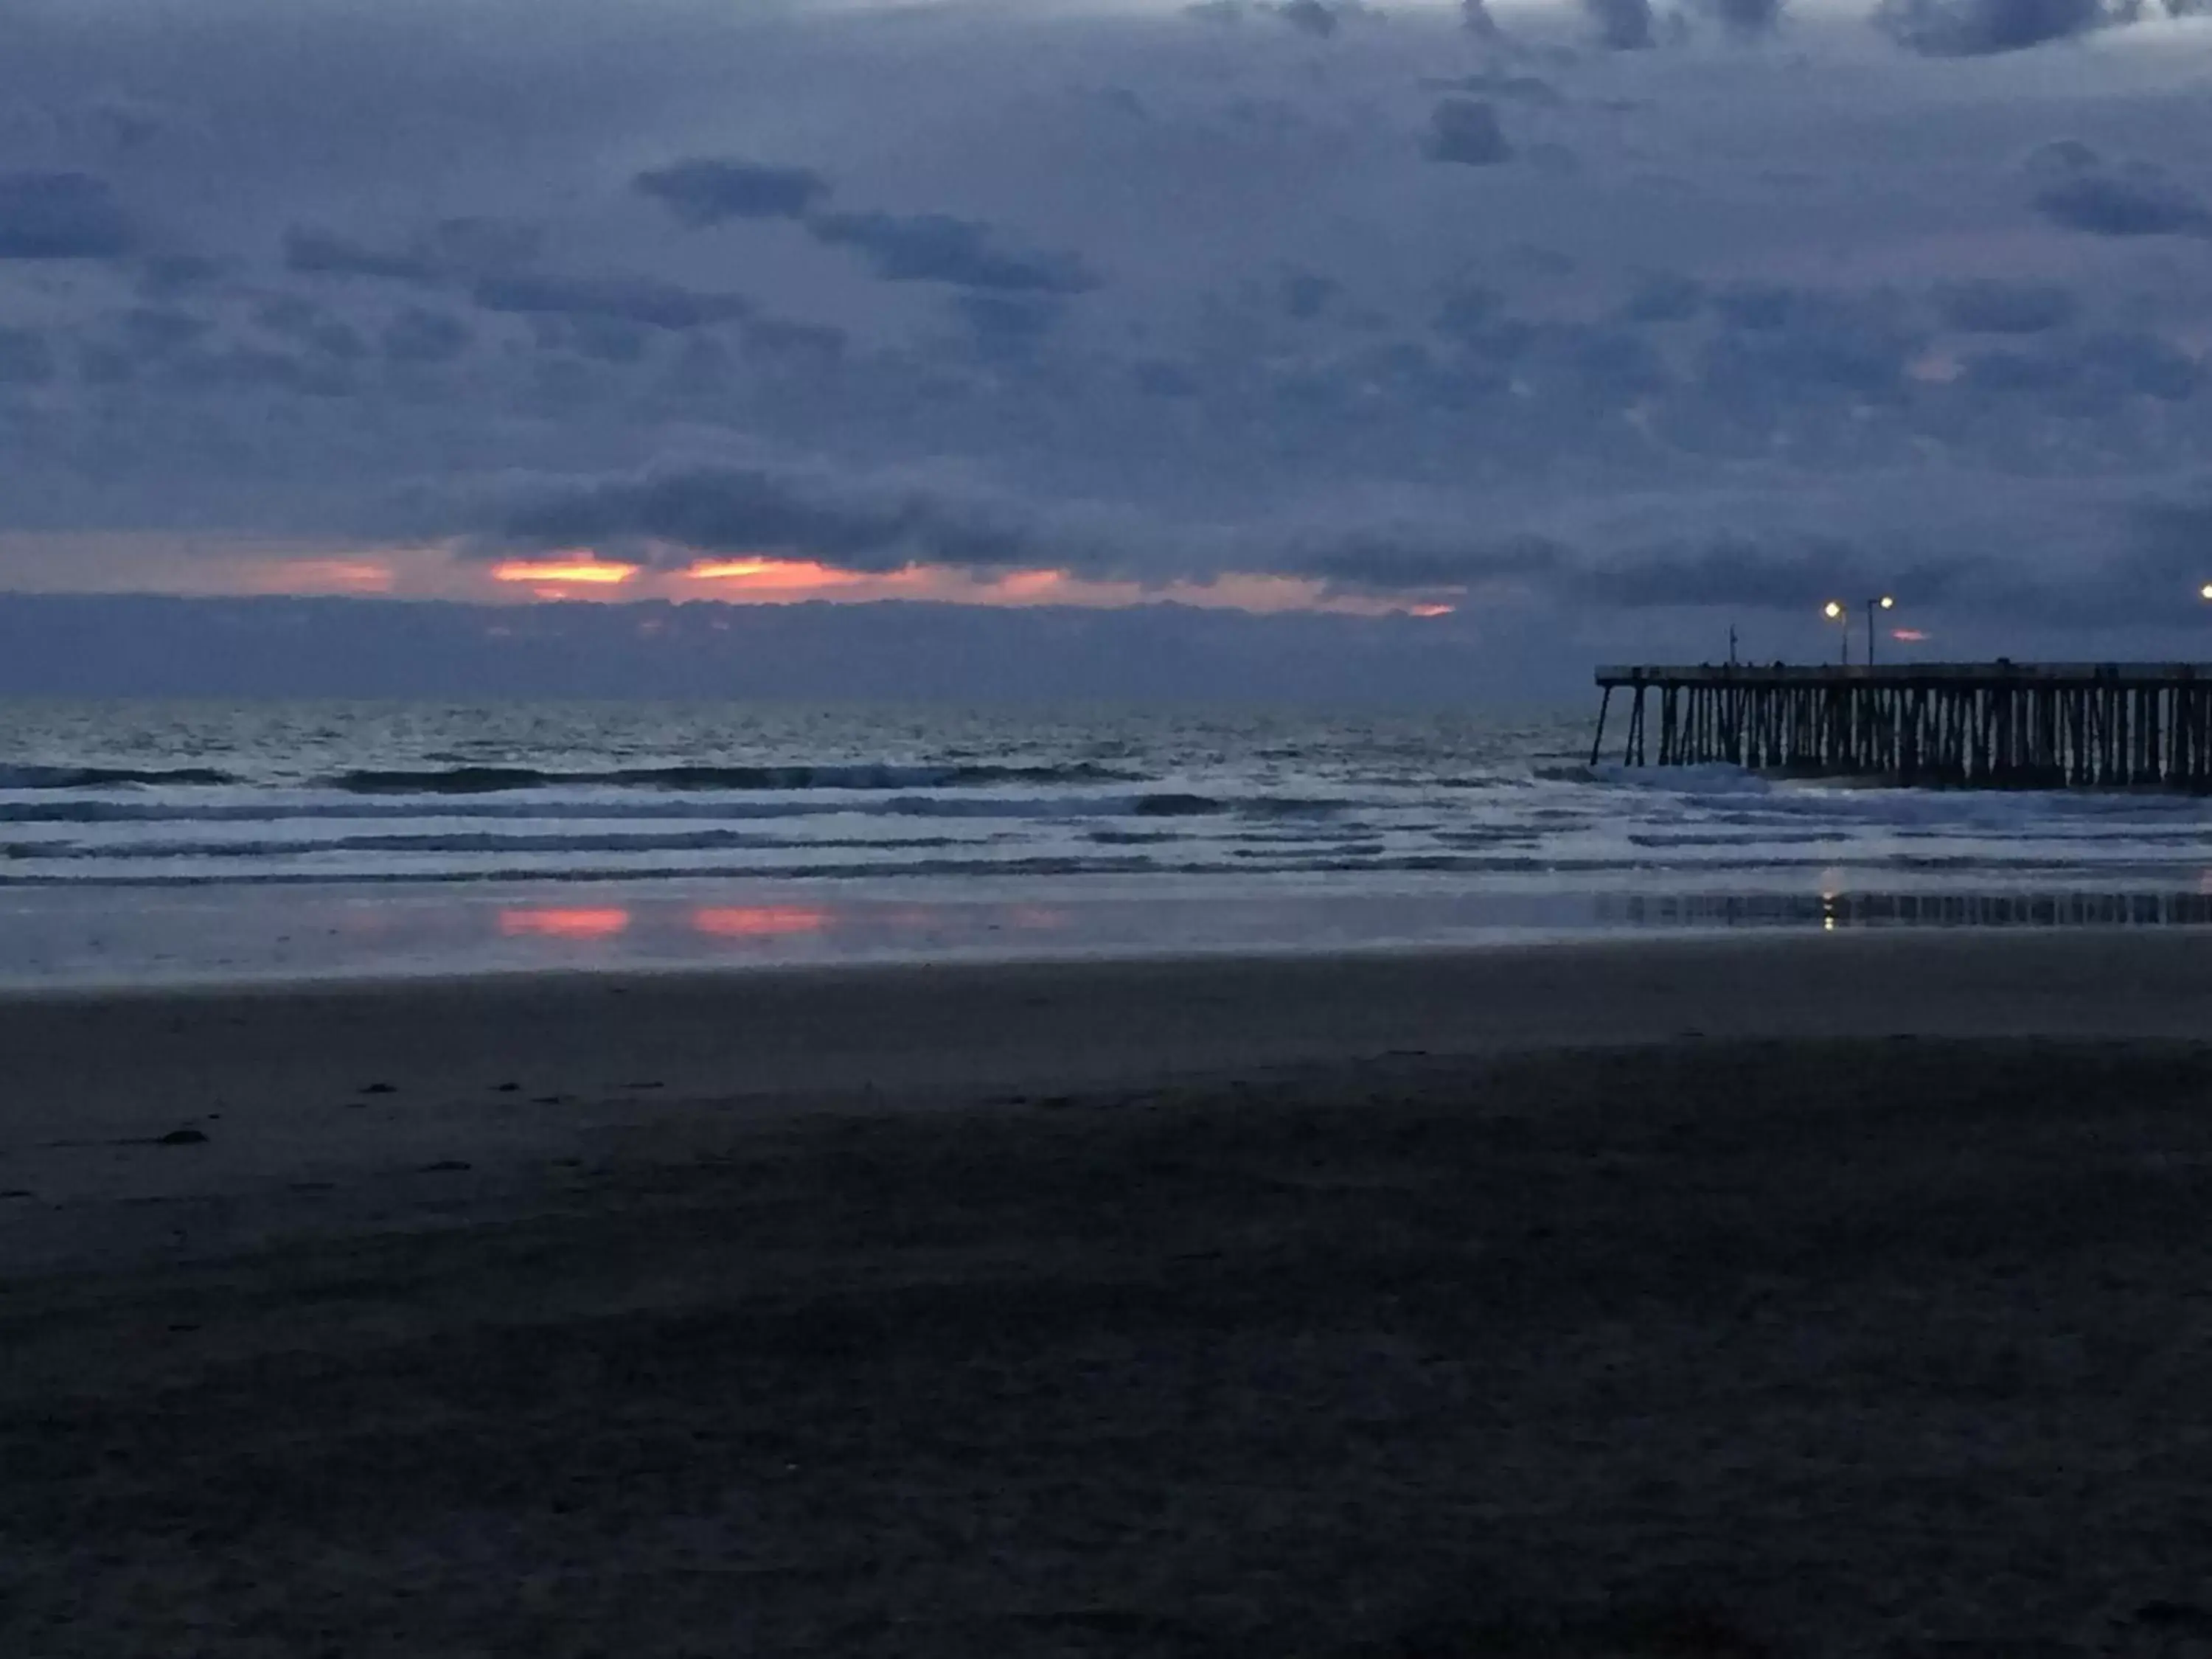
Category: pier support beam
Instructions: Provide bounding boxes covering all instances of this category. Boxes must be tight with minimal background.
[1591,663,2212,793]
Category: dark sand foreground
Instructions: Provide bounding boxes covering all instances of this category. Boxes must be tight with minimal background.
[8,934,2212,1655]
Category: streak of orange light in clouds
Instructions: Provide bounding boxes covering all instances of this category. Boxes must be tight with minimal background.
[685,557,868,588]
[691,905,830,937]
[492,559,640,586]
[498,906,633,939]
[239,558,397,595]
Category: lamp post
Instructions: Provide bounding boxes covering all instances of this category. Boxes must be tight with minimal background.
[1823,599,1849,666]
[1865,595,1895,667]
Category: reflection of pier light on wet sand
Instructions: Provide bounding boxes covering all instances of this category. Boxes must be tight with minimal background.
[498,907,631,939]
[690,905,830,939]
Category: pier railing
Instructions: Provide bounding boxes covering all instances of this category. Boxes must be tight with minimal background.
[1591,664,2212,789]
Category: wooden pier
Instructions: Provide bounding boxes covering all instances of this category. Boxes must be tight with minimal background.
[1591,664,2212,790]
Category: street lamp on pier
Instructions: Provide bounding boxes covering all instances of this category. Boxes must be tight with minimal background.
[1865,595,1896,666]
[1823,599,1848,666]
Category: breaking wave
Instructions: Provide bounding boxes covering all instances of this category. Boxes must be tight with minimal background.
[319,762,1150,794]
[0,765,239,790]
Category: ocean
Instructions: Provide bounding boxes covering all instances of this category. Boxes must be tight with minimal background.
[6,699,2212,984]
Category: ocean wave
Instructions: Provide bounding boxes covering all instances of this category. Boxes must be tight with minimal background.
[0,764,239,790]
[2,846,2203,889]
[7,830,983,861]
[0,789,1342,829]
[319,761,1149,794]
[1133,793,1225,816]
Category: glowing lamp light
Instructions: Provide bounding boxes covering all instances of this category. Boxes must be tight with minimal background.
[1823,600,1844,619]
[2200,582,2212,602]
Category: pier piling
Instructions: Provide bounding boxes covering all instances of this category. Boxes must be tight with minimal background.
[1590,664,2212,790]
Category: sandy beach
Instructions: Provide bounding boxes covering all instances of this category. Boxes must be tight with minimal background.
[9,933,2212,1654]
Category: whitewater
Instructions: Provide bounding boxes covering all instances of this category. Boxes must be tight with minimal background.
[5,699,2212,984]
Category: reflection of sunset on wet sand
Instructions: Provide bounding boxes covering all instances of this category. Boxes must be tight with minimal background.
[690,905,830,939]
[498,906,632,939]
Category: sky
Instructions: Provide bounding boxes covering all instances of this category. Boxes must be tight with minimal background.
[2,0,2211,697]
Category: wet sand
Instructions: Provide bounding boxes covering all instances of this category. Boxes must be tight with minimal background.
[7,934,2212,1654]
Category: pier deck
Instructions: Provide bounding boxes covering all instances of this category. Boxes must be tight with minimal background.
[1591,663,2212,789]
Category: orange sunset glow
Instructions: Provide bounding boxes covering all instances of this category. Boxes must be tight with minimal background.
[670,559,1454,616]
[685,557,869,589]
[238,558,397,595]
[491,560,641,586]
[498,906,633,939]
[26,535,1464,617]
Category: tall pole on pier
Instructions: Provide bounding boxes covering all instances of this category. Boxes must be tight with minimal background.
[1823,600,1848,667]
[1865,595,1895,667]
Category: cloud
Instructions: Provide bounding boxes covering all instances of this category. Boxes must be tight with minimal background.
[2031,161,2212,240]
[1703,0,1785,35]
[0,172,135,260]
[462,457,1069,574]
[165,346,355,400]
[950,293,1067,360]
[1192,0,1371,32]
[1460,0,1508,38]
[117,307,209,358]
[1874,0,2121,56]
[1281,271,1339,319]
[2074,330,2202,401]
[0,327,58,385]
[1426,100,1514,167]
[742,317,848,366]
[135,254,222,299]
[1588,535,1975,611]
[805,211,1099,293]
[532,313,650,363]
[420,217,542,274]
[1621,274,1705,324]
[283,218,541,285]
[633,158,830,226]
[1287,531,1565,591]
[382,308,473,365]
[1585,0,1658,49]
[1271,0,1345,35]
[10,0,2212,681]
[1694,284,1924,399]
[1949,330,2198,408]
[1430,72,1565,108]
[454,455,1565,597]
[473,273,750,330]
[1932,279,2079,334]
[283,227,439,285]
[254,297,368,361]
[1433,283,1503,338]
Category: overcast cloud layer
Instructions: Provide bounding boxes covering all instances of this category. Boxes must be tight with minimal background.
[3,0,2211,684]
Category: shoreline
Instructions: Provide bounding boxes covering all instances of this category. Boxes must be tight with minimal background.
[9,872,2212,991]
[10,929,2212,1270]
